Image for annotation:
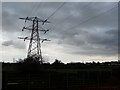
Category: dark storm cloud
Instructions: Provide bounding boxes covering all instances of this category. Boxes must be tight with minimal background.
[55,28,118,56]
[2,2,118,56]
[2,40,13,46]
[2,40,25,49]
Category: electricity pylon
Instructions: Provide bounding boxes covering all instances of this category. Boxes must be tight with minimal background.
[18,17,50,63]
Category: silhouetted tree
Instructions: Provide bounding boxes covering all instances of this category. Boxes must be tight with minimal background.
[17,57,41,64]
[52,59,64,65]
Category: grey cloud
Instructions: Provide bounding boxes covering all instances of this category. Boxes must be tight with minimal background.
[2,40,13,46]
[2,40,26,49]
[2,2,118,57]
[54,28,118,56]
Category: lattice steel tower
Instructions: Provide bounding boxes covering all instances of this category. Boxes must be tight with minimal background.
[18,17,50,63]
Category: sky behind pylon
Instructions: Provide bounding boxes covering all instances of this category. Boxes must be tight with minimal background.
[0,1,119,63]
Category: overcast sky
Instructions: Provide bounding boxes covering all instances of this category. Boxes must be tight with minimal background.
[0,1,119,63]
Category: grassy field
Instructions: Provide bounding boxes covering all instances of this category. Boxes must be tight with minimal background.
[2,63,120,90]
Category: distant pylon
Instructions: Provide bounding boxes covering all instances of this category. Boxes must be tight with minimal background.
[19,17,51,63]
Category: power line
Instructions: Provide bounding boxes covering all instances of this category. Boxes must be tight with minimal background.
[26,2,38,17]
[33,2,43,17]
[23,2,43,30]
[31,2,42,16]
[51,2,93,30]
[26,2,42,17]
[46,2,66,20]
[66,3,118,31]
